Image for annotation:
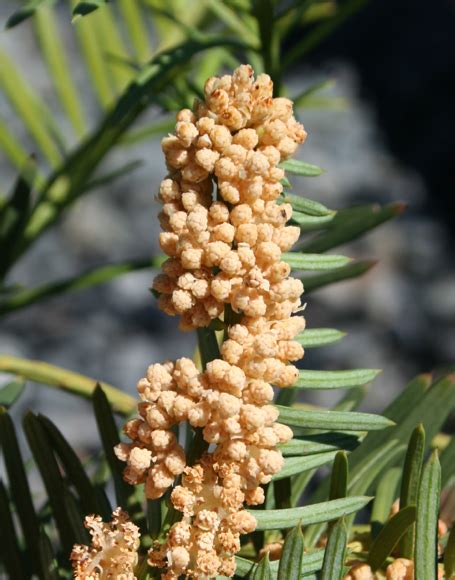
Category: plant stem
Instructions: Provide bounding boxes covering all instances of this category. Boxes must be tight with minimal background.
[0,355,135,415]
[187,428,209,467]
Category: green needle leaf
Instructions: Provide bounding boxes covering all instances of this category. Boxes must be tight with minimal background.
[278,525,305,580]
[274,451,338,480]
[9,37,246,279]
[301,202,406,253]
[235,550,326,577]
[204,0,260,49]
[371,467,402,538]
[0,51,62,167]
[300,373,437,547]
[399,424,426,559]
[415,450,441,580]
[82,160,143,193]
[0,409,41,574]
[278,432,361,457]
[295,368,380,390]
[368,506,416,571]
[290,469,319,507]
[291,211,336,231]
[0,480,26,579]
[38,414,109,518]
[72,2,115,107]
[0,256,162,317]
[334,386,368,412]
[283,252,351,271]
[281,194,332,216]
[22,412,80,554]
[296,328,346,348]
[329,451,348,500]
[118,0,150,62]
[92,385,136,511]
[252,552,272,580]
[301,260,377,293]
[320,518,347,580]
[304,442,406,546]
[0,159,36,279]
[250,496,372,530]
[279,159,324,176]
[276,405,394,431]
[292,79,335,108]
[0,118,31,172]
[34,3,87,136]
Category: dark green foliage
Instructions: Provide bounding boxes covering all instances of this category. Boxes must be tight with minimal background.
[92,385,136,513]
[0,410,41,575]
[0,480,26,579]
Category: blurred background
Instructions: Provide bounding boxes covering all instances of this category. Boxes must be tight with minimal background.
[0,0,454,454]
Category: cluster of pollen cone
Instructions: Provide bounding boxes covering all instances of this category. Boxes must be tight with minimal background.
[72,64,307,579]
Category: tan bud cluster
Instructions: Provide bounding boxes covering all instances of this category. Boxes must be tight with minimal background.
[222,316,305,389]
[343,563,375,580]
[344,559,445,580]
[385,559,414,580]
[71,508,140,579]
[385,559,443,580]
[115,342,295,502]
[153,64,306,331]
[148,455,256,579]
[258,541,284,561]
[114,359,203,499]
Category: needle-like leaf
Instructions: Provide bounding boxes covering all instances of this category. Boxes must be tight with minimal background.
[0,480,26,579]
[251,496,372,530]
[296,328,346,348]
[301,260,377,293]
[0,409,41,574]
[283,252,351,271]
[275,451,338,480]
[320,518,347,580]
[368,506,416,571]
[295,368,380,390]
[415,451,441,580]
[279,159,324,176]
[276,405,394,431]
[278,525,304,580]
[399,424,426,559]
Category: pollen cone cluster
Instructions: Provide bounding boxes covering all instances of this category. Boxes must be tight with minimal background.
[71,508,140,579]
[116,65,307,579]
[153,63,306,331]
